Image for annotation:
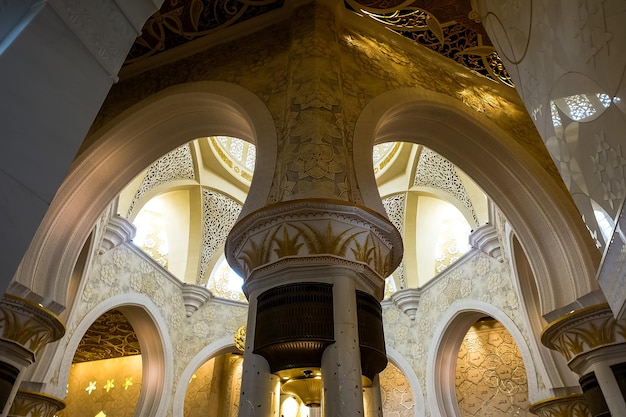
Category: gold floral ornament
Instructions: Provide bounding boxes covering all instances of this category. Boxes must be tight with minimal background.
[291,143,342,180]
[234,325,246,353]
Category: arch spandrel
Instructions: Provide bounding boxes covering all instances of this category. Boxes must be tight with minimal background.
[354,88,600,318]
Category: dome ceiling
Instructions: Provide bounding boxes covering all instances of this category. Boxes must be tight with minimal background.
[123,0,512,86]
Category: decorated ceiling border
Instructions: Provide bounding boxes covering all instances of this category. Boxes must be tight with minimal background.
[125,0,285,65]
[344,0,513,87]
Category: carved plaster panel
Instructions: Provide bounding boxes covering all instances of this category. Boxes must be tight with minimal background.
[414,148,479,227]
[382,193,407,288]
[199,189,242,284]
[127,144,195,218]
[382,250,532,401]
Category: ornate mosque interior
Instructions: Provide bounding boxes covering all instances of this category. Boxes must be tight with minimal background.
[1,1,626,417]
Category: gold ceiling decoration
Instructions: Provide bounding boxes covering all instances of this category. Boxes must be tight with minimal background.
[125,0,512,87]
[73,310,141,363]
[234,325,246,352]
[345,0,513,87]
[125,0,285,65]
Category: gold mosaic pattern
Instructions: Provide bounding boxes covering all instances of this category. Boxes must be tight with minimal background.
[456,319,531,417]
[184,354,243,417]
[379,361,414,416]
[72,310,140,364]
[60,355,142,417]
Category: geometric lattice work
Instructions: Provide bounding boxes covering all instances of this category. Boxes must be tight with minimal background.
[382,193,407,289]
[127,143,195,218]
[198,189,242,284]
[414,148,479,227]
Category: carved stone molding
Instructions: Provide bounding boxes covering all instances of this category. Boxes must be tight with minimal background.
[390,288,421,320]
[48,0,159,77]
[225,199,404,288]
[181,284,212,317]
[9,389,65,417]
[529,394,591,417]
[99,215,136,255]
[541,303,626,364]
[0,295,65,358]
[468,224,503,262]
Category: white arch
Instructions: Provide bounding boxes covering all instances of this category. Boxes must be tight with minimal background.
[425,300,539,417]
[172,336,236,417]
[386,347,426,417]
[56,293,174,417]
[353,88,600,318]
[13,81,277,313]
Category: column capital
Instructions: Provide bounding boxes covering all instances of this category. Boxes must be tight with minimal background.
[8,389,65,417]
[529,394,591,417]
[0,295,65,360]
[226,199,403,299]
[541,303,625,364]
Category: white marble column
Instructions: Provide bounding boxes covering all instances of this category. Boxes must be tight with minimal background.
[238,291,280,417]
[321,277,365,417]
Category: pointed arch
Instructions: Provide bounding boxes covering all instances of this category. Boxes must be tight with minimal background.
[56,294,173,417]
[353,88,599,318]
[13,81,277,312]
[172,336,236,417]
[425,300,540,417]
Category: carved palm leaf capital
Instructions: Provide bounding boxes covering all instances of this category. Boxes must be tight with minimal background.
[0,295,65,355]
[541,303,626,363]
[9,389,65,417]
[225,199,403,281]
[529,394,591,417]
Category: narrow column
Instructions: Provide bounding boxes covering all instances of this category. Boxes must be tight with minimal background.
[321,277,364,417]
[542,303,626,417]
[0,296,64,415]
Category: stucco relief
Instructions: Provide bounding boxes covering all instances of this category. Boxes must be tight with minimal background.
[383,249,534,414]
[88,2,555,209]
[62,243,247,398]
